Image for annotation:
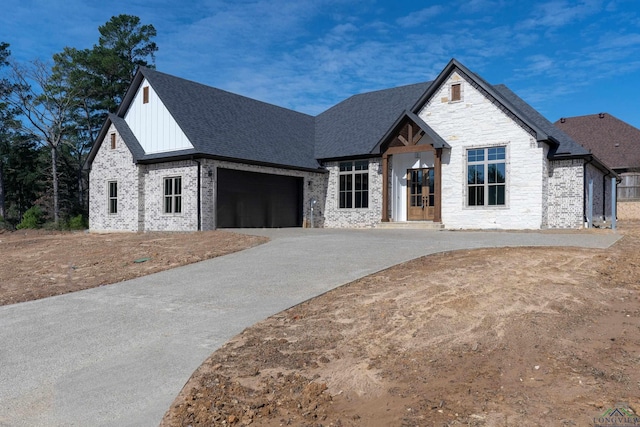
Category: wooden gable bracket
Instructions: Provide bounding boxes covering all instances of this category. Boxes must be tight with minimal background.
[376,111,449,224]
[396,122,426,147]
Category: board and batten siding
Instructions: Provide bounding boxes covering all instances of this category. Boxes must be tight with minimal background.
[124,78,194,154]
[419,71,546,229]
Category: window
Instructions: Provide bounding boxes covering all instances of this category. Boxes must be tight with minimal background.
[143,86,149,104]
[451,83,462,102]
[110,133,116,149]
[467,146,506,206]
[108,181,118,214]
[164,177,182,214]
[339,160,368,208]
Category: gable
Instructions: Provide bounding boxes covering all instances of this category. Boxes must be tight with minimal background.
[124,78,194,154]
[417,70,538,151]
[136,68,319,170]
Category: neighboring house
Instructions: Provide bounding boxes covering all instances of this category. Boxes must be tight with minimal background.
[87,59,615,231]
[555,113,640,201]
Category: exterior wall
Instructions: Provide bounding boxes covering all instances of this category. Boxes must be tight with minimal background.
[201,160,327,229]
[323,158,382,228]
[546,159,584,228]
[89,124,140,231]
[585,163,613,222]
[141,161,199,231]
[418,71,546,229]
[540,145,550,228]
[124,78,193,154]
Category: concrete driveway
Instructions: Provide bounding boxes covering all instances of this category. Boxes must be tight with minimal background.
[0,229,620,426]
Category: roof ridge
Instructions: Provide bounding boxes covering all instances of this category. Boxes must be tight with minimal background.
[140,67,314,119]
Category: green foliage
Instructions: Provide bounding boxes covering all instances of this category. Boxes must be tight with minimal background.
[53,14,158,115]
[68,214,87,230]
[0,215,11,230]
[2,16,158,228]
[2,136,44,223]
[16,205,44,229]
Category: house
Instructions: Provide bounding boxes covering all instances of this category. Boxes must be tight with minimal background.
[555,113,640,201]
[87,59,616,231]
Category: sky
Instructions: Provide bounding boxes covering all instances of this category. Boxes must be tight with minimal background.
[2,0,640,129]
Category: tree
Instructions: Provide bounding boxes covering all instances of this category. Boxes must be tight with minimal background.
[3,134,42,223]
[0,42,15,220]
[1,15,158,225]
[6,59,78,225]
[91,14,158,113]
[51,14,158,212]
[52,47,103,211]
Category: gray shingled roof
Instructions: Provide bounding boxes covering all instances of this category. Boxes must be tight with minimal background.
[89,62,603,172]
[314,82,430,159]
[138,68,318,169]
[109,114,148,162]
[492,85,590,158]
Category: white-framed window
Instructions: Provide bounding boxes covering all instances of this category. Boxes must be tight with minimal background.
[108,181,118,214]
[339,160,369,209]
[164,176,182,214]
[467,146,506,206]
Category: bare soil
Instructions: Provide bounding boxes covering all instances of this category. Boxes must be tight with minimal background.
[162,224,640,427]
[0,229,267,306]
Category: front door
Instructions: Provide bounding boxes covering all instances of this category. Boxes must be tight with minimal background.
[407,168,435,221]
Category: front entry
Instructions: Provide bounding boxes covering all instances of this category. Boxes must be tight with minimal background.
[407,168,435,221]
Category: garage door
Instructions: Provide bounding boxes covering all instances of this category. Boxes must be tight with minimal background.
[216,168,303,228]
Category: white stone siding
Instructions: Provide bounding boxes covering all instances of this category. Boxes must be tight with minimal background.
[89,125,140,231]
[200,160,327,228]
[547,159,584,228]
[419,71,546,229]
[323,159,382,228]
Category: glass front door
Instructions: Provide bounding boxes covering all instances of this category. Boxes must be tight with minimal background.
[407,168,435,221]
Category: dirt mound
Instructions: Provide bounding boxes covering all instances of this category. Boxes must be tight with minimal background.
[163,226,640,426]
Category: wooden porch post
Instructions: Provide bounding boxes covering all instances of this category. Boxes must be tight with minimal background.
[434,148,442,223]
[381,153,389,222]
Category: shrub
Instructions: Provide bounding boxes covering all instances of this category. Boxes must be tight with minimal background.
[68,214,88,230]
[16,206,44,229]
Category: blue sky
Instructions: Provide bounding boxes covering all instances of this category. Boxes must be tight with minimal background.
[2,0,640,129]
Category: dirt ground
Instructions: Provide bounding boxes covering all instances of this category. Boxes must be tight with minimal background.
[0,229,267,306]
[162,224,640,427]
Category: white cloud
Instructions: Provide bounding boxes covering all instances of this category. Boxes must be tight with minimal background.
[518,0,604,29]
[396,6,445,28]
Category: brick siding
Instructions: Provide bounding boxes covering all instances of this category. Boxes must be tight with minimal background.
[323,159,383,228]
[546,159,584,228]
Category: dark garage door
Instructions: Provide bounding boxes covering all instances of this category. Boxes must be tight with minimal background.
[216,168,303,228]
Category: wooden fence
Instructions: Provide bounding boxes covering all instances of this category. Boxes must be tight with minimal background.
[618,174,640,200]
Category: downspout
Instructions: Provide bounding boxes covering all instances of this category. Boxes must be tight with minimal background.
[192,158,202,231]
